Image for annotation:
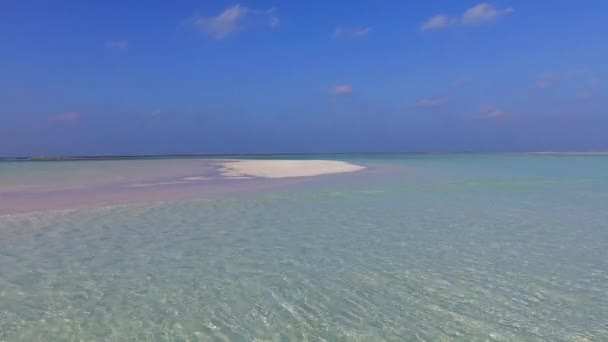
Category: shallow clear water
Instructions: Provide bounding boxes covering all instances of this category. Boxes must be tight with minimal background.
[1,154,607,341]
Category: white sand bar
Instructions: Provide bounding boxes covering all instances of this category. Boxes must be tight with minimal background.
[218,160,365,178]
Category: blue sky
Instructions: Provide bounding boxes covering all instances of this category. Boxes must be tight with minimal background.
[1,1,607,156]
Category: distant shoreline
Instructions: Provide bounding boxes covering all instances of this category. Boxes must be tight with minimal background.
[2,151,608,162]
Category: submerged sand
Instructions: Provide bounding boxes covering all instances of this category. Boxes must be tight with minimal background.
[218,160,365,178]
[0,159,367,215]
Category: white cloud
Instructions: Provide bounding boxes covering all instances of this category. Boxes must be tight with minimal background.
[421,3,513,31]
[462,3,514,25]
[105,40,128,49]
[195,4,247,40]
[189,4,279,40]
[330,85,353,96]
[416,97,448,107]
[420,15,452,31]
[333,27,372,38]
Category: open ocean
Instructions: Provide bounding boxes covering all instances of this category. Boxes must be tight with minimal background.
[1,154,607,341]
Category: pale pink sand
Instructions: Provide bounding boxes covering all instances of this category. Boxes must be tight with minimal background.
[0,159,367,215]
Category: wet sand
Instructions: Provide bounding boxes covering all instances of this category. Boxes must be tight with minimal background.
[0,159,366,215]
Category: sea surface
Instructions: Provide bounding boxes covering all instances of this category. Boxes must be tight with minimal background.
[1,154,607,341]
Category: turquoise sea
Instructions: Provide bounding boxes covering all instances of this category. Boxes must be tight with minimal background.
[1,154,607,341]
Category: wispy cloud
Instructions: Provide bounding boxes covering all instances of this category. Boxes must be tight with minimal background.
[105,40,128,49]
[461,3,514,25]
[536,73,559,89]
[480,107,507,120]
[330,84,353,96]
[187,4,279,40]
[421,3,513,31]
[333,27,372,39]
[535,70,600,90]
[416,97,448,107]
[269,15,280,28]
[52,112,81,123]
[421,15,453,31]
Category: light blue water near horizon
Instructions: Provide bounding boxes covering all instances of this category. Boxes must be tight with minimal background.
[1,154,608,341]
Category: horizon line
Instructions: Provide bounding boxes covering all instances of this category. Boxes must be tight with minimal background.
[2,151,608,161]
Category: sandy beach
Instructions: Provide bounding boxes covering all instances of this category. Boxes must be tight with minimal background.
[218,160,365,178]
[0,158,366,215]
